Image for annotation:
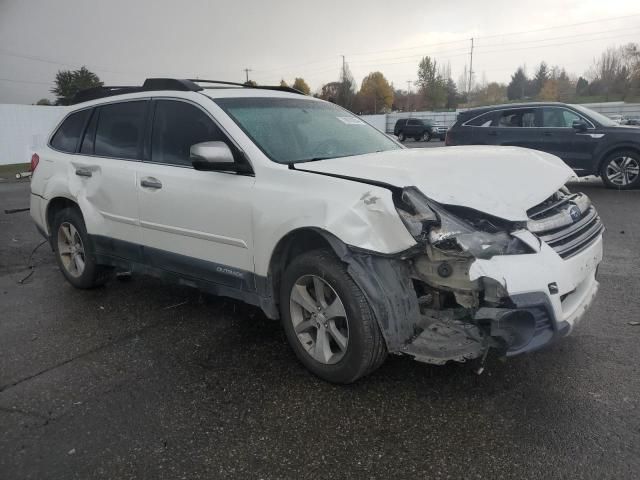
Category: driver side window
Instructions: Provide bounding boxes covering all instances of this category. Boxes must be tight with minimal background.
[542,107,584,128]
[150,100,234,166]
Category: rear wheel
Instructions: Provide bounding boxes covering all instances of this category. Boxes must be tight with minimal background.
[601,150,640,189]
[397,132,405,142]
[280,249,387,383]
[52,207,111,288]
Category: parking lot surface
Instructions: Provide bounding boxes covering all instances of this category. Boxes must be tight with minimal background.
[1,158,639,479]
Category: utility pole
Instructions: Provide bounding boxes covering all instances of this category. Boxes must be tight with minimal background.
[243,68,252,83]
[468,38,474,99]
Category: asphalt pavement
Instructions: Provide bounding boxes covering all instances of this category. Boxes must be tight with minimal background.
[1,156,639,479]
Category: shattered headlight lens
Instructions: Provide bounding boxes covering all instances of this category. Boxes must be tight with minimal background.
[395,187,532,259]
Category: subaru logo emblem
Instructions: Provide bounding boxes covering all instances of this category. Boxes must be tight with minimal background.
[569,206,581,222]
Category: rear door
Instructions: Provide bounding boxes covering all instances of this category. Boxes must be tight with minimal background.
[489,108,542,149]
[62,100,146,261]
[136,98,255,288]
[406,119,420,137]
[462,111,498,145]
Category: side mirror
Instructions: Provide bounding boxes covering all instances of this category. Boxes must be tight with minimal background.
[572,120,588,132]
[190,141,250,173]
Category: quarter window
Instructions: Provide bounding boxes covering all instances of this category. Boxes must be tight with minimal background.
[497,109,537,128]
[150,100,230,166]
[80,109,98,154]
[542,108,583,128]
[50,109,91,153]
[94,101,147,160]
[465,112,495,127]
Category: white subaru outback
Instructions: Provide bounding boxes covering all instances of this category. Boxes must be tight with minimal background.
[30,79,604,383]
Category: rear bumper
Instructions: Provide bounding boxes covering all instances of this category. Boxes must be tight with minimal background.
[30,192,48,236]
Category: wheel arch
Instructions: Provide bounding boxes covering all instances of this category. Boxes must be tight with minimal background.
[596,144,640,174]
[265,227,348,316]
[45,196,80,238]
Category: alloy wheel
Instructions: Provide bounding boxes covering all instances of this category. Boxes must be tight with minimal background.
[606,156,640,186]
[289,274,349,365]
[57,222,86,278]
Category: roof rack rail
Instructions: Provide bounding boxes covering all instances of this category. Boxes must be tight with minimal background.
[188,79,304,95]
[71,77,303,104]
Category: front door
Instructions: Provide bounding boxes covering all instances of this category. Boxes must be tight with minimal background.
[540,106,600,172]
[136,99,255,289]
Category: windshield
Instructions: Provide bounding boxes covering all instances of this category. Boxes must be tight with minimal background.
[214,97,401,164]
[571,104,618,127]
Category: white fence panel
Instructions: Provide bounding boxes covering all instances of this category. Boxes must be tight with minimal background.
[359,114,386,132]
[0,104,67,165]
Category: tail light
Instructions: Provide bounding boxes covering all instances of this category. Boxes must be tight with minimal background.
[30,153,39,172]
[444,131,453,146]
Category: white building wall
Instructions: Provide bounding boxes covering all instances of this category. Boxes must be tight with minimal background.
[0,104,67,165]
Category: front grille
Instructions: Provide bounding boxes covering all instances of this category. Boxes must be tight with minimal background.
[527,191,604,259]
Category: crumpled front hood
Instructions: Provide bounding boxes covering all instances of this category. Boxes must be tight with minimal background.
[297,146,575,221]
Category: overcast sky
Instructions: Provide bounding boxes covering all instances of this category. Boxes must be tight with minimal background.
[1,0,639,104]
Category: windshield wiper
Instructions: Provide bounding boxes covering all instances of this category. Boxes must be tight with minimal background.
[291,156,337,164]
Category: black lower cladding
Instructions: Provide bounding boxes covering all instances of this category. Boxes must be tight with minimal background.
[502,292,559,356]
[89,235,273,312]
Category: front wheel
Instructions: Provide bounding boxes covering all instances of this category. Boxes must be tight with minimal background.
[421,131,432,142]
[280,249,387,383]
[397,132,405,142]
[600,151,640,189]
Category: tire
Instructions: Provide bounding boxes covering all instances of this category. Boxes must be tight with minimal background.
[52,207,111,289]
[280,249,387,384]
[421,131,432,142]
[600,150,640,189]
[397,132,405,142]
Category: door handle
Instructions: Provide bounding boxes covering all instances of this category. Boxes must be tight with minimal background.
[140,177,162,189]
[75,168,92,177]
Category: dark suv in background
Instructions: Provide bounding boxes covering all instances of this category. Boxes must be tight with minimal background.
[393,118,446,142]
[446,102,640,189]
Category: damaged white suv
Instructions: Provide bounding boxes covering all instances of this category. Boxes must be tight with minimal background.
[30,79,604,383]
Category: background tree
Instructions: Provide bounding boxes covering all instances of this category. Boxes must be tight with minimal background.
[356,71,394,114]
[576,76,589,96]
[319,82,342,103]
[532,62,550,97]
[337,61,356,110]
[243,80,258,86]
[51,66,102,105]
[416,56,446,108]
[507,67,528,100]
[35,98,53,106]
[279,79,288,87]
[292,77,310,95]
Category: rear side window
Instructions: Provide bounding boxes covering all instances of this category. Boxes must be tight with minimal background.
[50,109,91,153]
[150,100,230,166]
[465,112,495,127]
[497,109,537,128]
[94,101,147,160]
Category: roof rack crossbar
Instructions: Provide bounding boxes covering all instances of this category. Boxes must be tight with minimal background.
[188,78,303,95]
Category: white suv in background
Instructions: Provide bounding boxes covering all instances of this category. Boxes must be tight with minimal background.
[30,79,604,383]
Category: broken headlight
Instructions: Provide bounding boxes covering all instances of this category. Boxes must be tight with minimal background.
[395,187,532,259]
